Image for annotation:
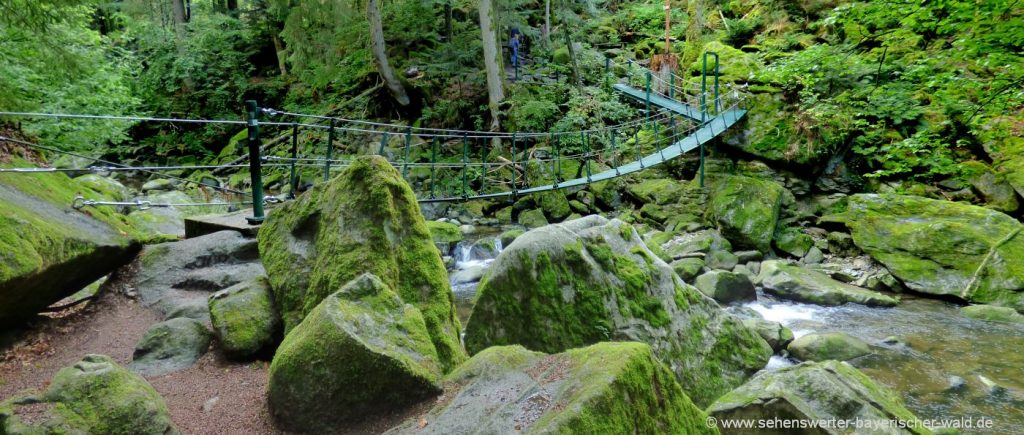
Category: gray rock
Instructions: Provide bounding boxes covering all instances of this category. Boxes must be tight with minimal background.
[670,258,706,281]
[0,181,136,326]
[385,343,710,434]
[133,231,265,320]
[734,250,763,263]
[745,261,761,276]
[708,361,927,430]
[947,375,967,391]
[268,274,442,432]
[0,355,177,434]
[961,304,1024,323]
[662,229,732,260]
[827,232,860,257]
[732,264,756,281]
[706,250,740,270]
[464,216,771,406]
[142,178,177,192]
[978,375,1007,396]
[802,246,824,264]
[742,318,794,352]
[130,317,212,376]
[450,265,486,285]
[758,261,898,307]
[208,277,280,359]
[787,332,871,362]
[695,271,756,303]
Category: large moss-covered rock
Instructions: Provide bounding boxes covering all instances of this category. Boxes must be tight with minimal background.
[134,230,265,321]
[758,260,898,307]
[687,41,762,83]
[695,270,756,303]
[824,194,1024,312]
[268,274,442,432]
[0,355,178,434]
[387,342,716,435]
[774,227,814,258]
[537,190,571,221]
[129,317,212,376]
[626,178,687,205]
[961,161,1020,213]
[208,277,280,359]
[464,216,771,406]
[706,175,784,252]
[0,168,138,326]
[707,360,931,435]
[426,220,462,245]
[257,156,465,371]
[787,332,871,362]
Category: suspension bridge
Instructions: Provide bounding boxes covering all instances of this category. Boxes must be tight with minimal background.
[0,52,745,225]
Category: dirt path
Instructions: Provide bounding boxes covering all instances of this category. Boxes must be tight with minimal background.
[0,290,280,434]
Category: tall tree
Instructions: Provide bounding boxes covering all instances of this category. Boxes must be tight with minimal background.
[479,0,504,132]
[684,0,704,65]
[368,0,410,105]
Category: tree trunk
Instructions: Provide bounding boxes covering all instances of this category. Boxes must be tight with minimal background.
[560,5,582,90]
[685,0,704,65]
[543,0,551,47]
[445,2,454,42]
[272,33,288,76]
[171,0,187,36]
[479,0,505,133]
[368,0,410,106]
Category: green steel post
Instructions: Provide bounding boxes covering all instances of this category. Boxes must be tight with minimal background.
[699,136,705,189]
[378,132,389,155]
[244,100,265,224]
[714,55,720,113]
[701,55,707,123]
[554,133,561,187]
[462,133,469,199]
[627,60,633,83]
[634,126,643,168]
[604,57,610,88]
[430,136,438,199]
[522,136,530,187]
[670,74,675,99]
[644,70,652,126]
[323,119,335,182]
[402,127,412,179]
[288,123,298,199]
[583,131,592,183]
[611,132,620,175]
[511,133,518,195]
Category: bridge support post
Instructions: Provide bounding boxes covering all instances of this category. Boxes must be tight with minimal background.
[244,100,265,224]
[378,132,389,155]
[510,133,519,197]
[323,119,335,182]
[462,133,470,199]
[288,123,298,199]
[644,70,652,126]
[430,136,438,199]
[402,127,412,179]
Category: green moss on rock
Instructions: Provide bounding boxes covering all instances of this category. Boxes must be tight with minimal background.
[425,220,463,245]
[464,216,771,406]
[0,355,177,434]
[758,260,899,307]
[787,332,871,362]
[208,277,281,359]
[257,156,466,372]
[386,342,717,434]
[706,174,784,252]
[518,208,549,228]
[960,304,1024,324]
[268,274,442,432]
[823,194,1024,312]
[708,360,932,435]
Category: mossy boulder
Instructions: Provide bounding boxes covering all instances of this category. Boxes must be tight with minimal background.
[695,270,756,303]
[626,178,687,205]
[960,304,1024,324]
[386,342,716,434]
[426,220,463,245]
[706,175,784,252]
[687,41,762,83]
[787,332,871,362]
[671,257,706,281]
[774,227,814,258]
[0,166,139,326]
[518,208,549,228]
[499,228,526,246]
[464,216,771,406]
[257,156,465,372]
[208,277,281,359]
[707,360,932,435]
[0,355,178,434]
[758,260,898,307]
[129,317,212,376]
[742,318,794,352]
[537,190,571,221]
[663,229,733,260]
[723,93,825,167]
[268,274,442,432]
[961,160,1020,213]
[823,194,1024,312]
[133,230,265,321]
[75,174,131,201]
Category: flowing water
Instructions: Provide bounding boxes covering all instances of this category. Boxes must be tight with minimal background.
[447,243,1024,433]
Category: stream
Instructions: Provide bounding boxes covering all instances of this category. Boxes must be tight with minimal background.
[444,231,1024,433]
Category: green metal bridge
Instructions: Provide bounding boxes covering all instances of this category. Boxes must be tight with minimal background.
[0,52,746,225]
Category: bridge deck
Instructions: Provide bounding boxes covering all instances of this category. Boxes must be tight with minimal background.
[419,108,746,203]
[612,83,706,122]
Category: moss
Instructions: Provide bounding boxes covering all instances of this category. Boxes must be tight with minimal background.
[537,191,571,221]
[518,208,549,228]
[705,174,784,252]
[425,220,463,245]
[208,277,281,359]
[268,275,442,431]
[960,304,1024,323]
[0,355,177,434]
[258,156,466,372]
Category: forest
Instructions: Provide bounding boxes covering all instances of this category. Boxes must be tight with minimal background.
[1,1,1023,434]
